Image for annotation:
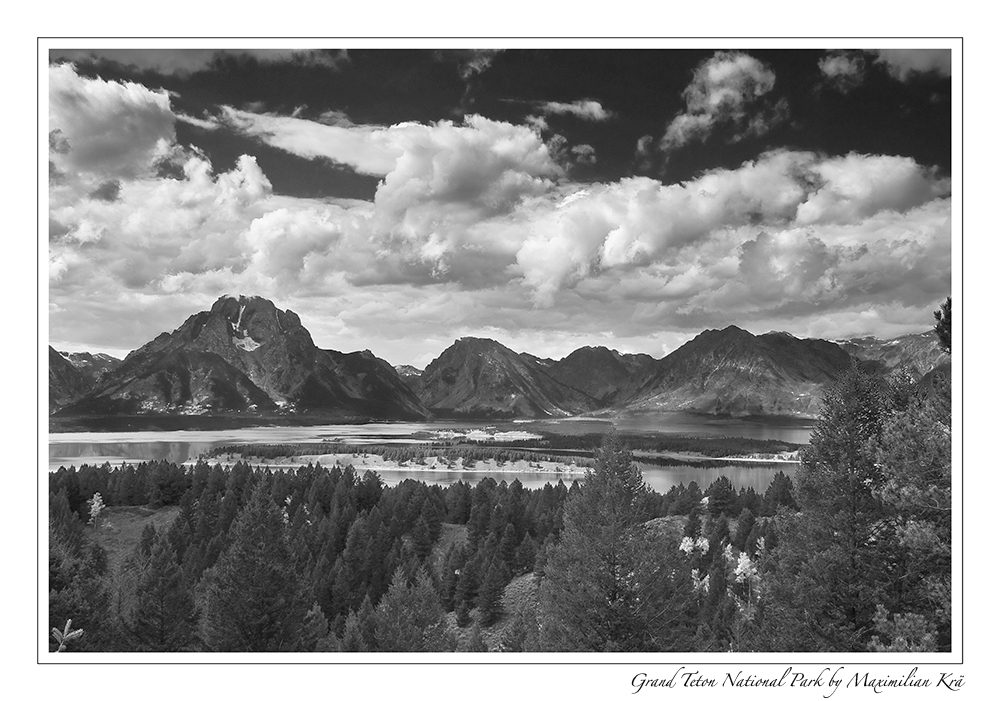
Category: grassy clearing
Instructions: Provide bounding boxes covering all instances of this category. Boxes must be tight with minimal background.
[86,505,180,565]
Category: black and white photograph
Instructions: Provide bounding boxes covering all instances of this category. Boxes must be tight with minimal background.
[40,38,959,671]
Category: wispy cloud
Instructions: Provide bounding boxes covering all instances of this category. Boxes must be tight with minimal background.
[873,49,951,80]
[535,99,614,122]
[218,106,403,176]
[818,51,866,93]
[50,48,351,75]
[661,51,787,152]
[458,49,504,80]
[176,112,221,131]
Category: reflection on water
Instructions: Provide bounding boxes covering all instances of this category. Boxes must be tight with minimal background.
[520,414,814,444]
[49,416,809,493]
[372,463,795,493]
[48,441,222,469]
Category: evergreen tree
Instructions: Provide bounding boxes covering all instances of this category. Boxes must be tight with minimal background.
[539,431,697,651]
[762,471,797,515]
[476,559,509,626]
[513,534,537,575]
[933,296,951,354]
[410,515,434,562]
[463,623,489,652]
[334,596,376,652]
[298,603,330,652]
[499,597,542,652]
[329,515,372,618]
[199,482,312,651]
[706,477,737,517]
[732,508,756,553]
[371,568,455,651]
[132,534,196,651]
[868,393,952,650]
[759,363,904,651]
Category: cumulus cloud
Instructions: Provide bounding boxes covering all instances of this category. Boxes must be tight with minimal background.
[873,49,951,80]
[512,149,949,306]
[49,63,175,182]
[367,115,563,278]
[794,152,948,225]
[661,51,787,152]
[818,51,866,93]
[220,109,564,281]
[535,99,614,121]
[48,65,952,363]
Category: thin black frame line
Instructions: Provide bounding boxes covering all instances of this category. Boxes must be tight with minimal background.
[37,37,963,665]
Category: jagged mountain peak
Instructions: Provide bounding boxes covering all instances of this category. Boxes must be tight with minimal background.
[697,325,755,340]
[625,327,852,417]
[453,336,508,351]
[55,296,429,420]
[545,344,656,405]
[419,336,599,418]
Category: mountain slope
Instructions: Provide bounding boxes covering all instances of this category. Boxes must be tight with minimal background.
[838,330,947,376]
[418,337,600,418]
[394,364,423,392]
[49,346,93,412]
[543,346,656,404]
[624,326,853,418]
[57,295,429,419]
[59,350,122,385]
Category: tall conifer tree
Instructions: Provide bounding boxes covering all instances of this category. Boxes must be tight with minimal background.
[199,481,311,651]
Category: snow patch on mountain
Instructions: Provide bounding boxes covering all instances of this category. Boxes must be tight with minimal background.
[234,335,261,352]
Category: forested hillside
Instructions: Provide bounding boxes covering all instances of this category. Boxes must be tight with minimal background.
[49,360,950,652]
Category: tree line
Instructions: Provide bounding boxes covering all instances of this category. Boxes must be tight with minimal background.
[49,298,951,652]
[49,457,794,651]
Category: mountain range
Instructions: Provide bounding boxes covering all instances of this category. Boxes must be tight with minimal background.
[49,295,949,421]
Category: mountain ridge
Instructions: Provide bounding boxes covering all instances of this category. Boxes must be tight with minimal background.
[51,295,946,421]
[55,295,429,420]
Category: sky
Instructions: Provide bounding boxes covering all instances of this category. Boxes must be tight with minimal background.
[46,45,954,368]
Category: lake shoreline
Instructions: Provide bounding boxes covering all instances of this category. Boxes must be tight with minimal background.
[197,452,592,476]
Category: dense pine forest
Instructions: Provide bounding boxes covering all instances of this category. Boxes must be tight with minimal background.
[48,360,950,653]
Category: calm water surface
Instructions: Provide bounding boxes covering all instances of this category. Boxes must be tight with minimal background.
[49,415,809,492]
[372,463,795,492]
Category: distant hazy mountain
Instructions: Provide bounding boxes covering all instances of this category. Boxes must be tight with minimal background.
[59,350,122,384]
[838,330,947,376]
[55,295,429,420]
[417,337,601,418]
[49,346,93,412]
[623,326,853,418]
[393,364,423,392]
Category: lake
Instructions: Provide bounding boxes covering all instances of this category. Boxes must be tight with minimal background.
[48,415,810,493]
[368,463,795,492]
